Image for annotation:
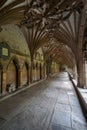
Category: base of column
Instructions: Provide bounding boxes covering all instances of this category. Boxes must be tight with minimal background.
[77,83,85,88]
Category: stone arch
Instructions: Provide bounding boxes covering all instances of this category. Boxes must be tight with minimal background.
[7,56,20,70]
[6,56,20,90]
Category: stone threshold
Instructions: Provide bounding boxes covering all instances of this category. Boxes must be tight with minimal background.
[0,79,46,102]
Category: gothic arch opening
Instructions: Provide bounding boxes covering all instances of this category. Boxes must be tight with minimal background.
[6,59,19,90]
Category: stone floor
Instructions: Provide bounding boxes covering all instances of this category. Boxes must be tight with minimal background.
[0,72,87,130]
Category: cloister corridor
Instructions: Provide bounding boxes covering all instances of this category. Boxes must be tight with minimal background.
[0,72,86,130]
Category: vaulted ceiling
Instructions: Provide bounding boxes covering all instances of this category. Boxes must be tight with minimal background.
[0,0,85,67]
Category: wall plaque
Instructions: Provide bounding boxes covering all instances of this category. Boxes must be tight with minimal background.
[0,42,10,60]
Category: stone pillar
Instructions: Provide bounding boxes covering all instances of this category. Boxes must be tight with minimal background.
[30,59,33,83]
[36,68,37,80]
[0,71,2,93]
[84,60,87,88]
[43,63,46,79]
[45,64,46,78]
[27,69,30,85]
[18,68,22,87]
[2,70,7,94]
[34,68,37,81]
[46,63,49,78]
[85,61,87,88]
[29,68,31,84]
[77,59,85,88]
[73,65,77,80]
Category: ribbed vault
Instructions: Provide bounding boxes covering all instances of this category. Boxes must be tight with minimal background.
[42,38,75,68]
[0,0,85,68]
[0,0,26,26]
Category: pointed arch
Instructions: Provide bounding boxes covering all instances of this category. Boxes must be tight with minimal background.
[6,56,20,90]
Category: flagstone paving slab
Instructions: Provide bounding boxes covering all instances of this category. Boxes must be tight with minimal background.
[0,72,86,130]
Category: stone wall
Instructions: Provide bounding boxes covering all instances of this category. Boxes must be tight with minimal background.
[0,24,30,55]
[0,51,45,95]
[0,24,59,96]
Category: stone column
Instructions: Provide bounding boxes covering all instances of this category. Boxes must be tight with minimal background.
[43,63,46,79]
[34,68,37,81]
[0,70,2,93]
[18,68,22,87]
[30,59,33,83]
[2,70,7,94]
[37,65,39,80]
[73,65,77,80]
[85,61,87,88]
[39,65,41,80]
[27,69,30,85]
[84,60,87,88]
[44,64,46,78]
[77,59,85,88]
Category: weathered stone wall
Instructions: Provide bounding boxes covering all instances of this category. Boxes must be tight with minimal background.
[0,24,58,95]
[0,24,30,55]
[0,51,45,95]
